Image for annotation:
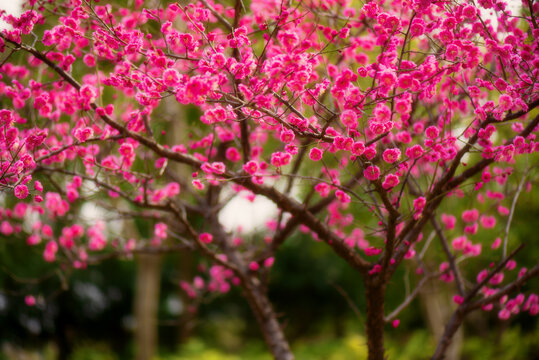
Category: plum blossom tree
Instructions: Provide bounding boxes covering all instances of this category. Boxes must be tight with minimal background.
[0,0,538,359]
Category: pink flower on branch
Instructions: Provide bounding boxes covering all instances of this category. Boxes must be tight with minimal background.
[0,2,538,359]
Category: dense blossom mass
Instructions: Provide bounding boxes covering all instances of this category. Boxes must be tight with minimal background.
[0,0,538,359]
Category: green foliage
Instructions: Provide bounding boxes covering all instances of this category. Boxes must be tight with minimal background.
[461,326,539,360]
[155,326,539,360]
[3,325,538,360]
[386,330,436,360]
[69,342,118,360]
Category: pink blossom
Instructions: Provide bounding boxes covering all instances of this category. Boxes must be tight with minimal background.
[203,107,227,124]
[339,27,350,39]
[243,161,259,175]
[373,104,392,122]
[14,184,29,199]
[285,144,297,155]
[83,54,95,67]
[382,148,401,163]
[163,69,180,87]
[351,142,365,156]
[25,295,36,306]
[425,126,439,139]
[335,190,351,203]
[464,223,478,235]
[441,214,456,230]
[334,137,353,151]
[315,183,330,197]
[43,241,58,262]
[199,233,213,244]
[74,127,94,142]
[498,94,513,112]
[364,247,382,256]
[364,146,377,160]
[413,197,426,219]
[34,181,43,192]
[45,192,69,217]
[498,206,510,216]
[405,145,424,159]
[379,70,396,88]
[477,269,488,283]
[180,281,197,298]
[364,165,380,181]
[382,174,399,190]
[445,44,459,61]
[202,162,226,175]
[192,180,204,190]
[193,276,205,290]
[225,147,241,162]
[88,223,106,251]
[439,262,454,282]
[369,264,382,275]
[27,234,41,245]
[463,242,482,257]
[462,209,479,223]
[0,109,13,126]
[309,147,323,161]
[398,74,413,89]
[498,308,511,320]
[280,129,295,143]
[506,260,516,271]
[271,152,291,167]
[489,273,504,285]
[341,110,358,129]
[264,257,275,268]
[155,223,168,239]
[79,84,98,104]
[480,215,496,229]
[452,236,468,251]
[249,261,260,271]
[119,143,134,158]
[462,5,476,18]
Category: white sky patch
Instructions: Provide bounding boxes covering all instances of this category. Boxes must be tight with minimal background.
[0,0,23,30]
[79,201,124,236]
[22,209,39,233]
[80,201,106,224]
[219,177,302,234]
[219,193,279,234]
[480,0,521,31]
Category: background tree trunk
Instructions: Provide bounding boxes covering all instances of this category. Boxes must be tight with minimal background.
[420,278,463,360]
[177,250,196,344]
[366,284,386,360]
[134,254,162,360]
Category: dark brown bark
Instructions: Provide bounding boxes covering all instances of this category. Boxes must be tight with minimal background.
[366,284,386,360]
[432,256,539,360]
[205,193,294,360]
[243,277,294,360]
[420,278,463,360]
[431,309,464,360]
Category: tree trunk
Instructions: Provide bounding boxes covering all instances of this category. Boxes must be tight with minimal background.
[243,278,294,360]
[420,278,463,360]
[366,284,386,360]
[134,254,162,360]
[177,250,196,345]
